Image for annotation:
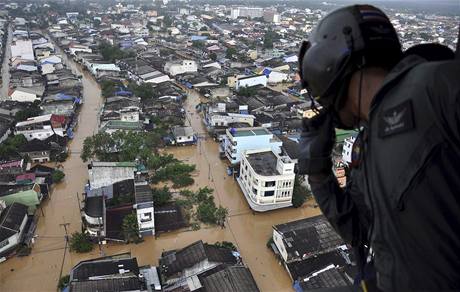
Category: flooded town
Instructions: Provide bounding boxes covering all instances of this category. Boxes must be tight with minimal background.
[0,1,458,292]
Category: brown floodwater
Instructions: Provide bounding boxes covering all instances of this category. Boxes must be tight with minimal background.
[0,45,322,292]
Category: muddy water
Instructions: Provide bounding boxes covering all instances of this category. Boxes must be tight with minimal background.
[1,23,11,99]
[0,42,103,291]
[0,52,321,291]
[164,89,322,292]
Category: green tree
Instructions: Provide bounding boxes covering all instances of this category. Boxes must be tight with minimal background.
[209,52,217,61]
[99,41,134,62]
[292,176,311,208]
[100,80,118,98]
[163,15,173,27]
[152,186,172,206]
[0,135,28,161]
[171,175,194,188]
[14,101,42,122]
[150,162,196,184]
[226,47,237,59]
[128,82,156,100]
[215,206,228,227]
[196,200,217,224]
[122,213,141,243]
[147,153,177,170]
[51,170,65,184]
[214,241,236,251]
[81,131,161,162]
[263,30,278,49]
[238,86,256,97]
[57,275,70,289]
[192,40,205,48]
[69,232,93,253]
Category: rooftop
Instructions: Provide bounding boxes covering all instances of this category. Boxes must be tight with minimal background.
[160,240,237,277]
[0,202,28,242]
[134,183,152,204]
[154,203,188,233]
[246,151,279,176]
[84,196,103,218]
[71,257,139,281]
[274,215,344,260]
[229,127,270,138]
[69,277,141,292]
[200,265,260,292]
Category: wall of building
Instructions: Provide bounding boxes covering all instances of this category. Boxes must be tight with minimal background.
[235,75,267,90]
[272,229,289,262]
[136,204,154,236]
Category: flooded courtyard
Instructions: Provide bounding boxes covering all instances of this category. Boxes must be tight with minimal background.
[0,50,321,292]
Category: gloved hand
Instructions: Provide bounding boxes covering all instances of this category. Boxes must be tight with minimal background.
[297,109,336,175]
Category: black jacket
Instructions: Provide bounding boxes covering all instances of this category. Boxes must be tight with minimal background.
[309,55,460,291]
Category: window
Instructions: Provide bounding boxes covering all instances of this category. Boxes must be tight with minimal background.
[0,239,9,249]
[141,212,152,222]
[252,187,257,195]
[265,181,276,187]
[264,190,275,197]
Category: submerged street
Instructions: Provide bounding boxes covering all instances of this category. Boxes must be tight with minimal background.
[0,50,321,292]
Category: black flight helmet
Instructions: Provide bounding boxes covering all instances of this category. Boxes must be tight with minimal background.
[299,5,402,111]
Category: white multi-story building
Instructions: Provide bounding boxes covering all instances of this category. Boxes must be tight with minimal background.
[222,127,282,164]
[342,135,357,165]
[134,182,154,237]
[206,113,255,128]
[230,7,264,19]
[237,148,295,212]
[164,60,197,76]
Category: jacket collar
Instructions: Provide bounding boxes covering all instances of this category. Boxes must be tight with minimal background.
[369,55,427,115]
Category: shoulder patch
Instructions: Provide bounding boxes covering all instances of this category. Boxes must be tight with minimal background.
[378,100,415,138]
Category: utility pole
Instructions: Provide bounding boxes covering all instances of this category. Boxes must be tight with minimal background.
[97,217,105,257]
[58,222,70,289]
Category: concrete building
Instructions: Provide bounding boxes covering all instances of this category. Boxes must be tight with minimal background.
[134,181,154,237]
[237,148,295,212]
[164,60,197,76]
[15,114,67,141]
[206,112,255,128]
[9,87,40,102]
[0,202,29,257]
[171,126,196,145]
[235,75,267,90]
[11,39,34,61]
[230,7,264,19]
[0,184,42,214]
[222,127,282,164]
[342,135,357,165]
[263,9,280,23]
[88,161,136,190]
[82,196,104,237]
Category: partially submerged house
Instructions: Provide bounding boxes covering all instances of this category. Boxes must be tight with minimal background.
[271,215,356,291]
[68,254,151,292]
[0,202,29,257]
[159,240,259,292]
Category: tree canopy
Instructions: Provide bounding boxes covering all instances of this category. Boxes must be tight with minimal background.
[292,176,311,208]
[263,30,279,49]
[99,41,134,62]
[0,135,27,161]
[81,131,162,162]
